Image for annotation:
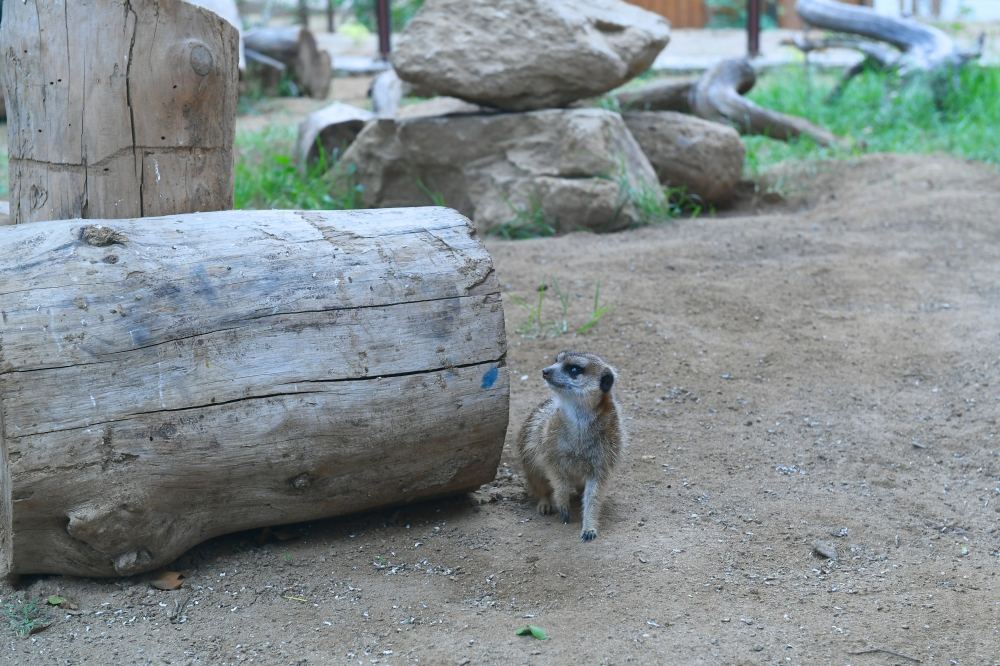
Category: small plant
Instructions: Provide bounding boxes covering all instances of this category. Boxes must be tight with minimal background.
[416,178,447,206]
[2,598,46,637]
[511,281,611,338]
[576,282,610,335]
[511,283,549,337]
[551,281,572,335]
[614,167,704,227]
[489,195,557,240]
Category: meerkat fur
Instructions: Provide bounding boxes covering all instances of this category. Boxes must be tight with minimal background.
[516,351,624,541]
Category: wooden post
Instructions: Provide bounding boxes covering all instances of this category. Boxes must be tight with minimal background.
[0,0,239,225]
[0,207,508,577]
[376,0,392,60]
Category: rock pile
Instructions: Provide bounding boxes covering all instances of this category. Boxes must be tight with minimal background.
[303,0,745,234]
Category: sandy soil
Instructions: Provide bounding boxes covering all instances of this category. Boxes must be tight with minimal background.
[2,154,999,664]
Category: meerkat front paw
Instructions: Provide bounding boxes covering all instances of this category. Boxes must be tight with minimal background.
[536,498,554,515]
[581,528,597,542]
[559,506,571,524]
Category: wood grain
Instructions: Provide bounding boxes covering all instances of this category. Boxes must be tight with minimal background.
[0,0,239,224]
[0,207,508,576]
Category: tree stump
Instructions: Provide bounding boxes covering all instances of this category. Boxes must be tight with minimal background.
[243,26,332,99]
[0,0,239,225]
[0,208,508,577]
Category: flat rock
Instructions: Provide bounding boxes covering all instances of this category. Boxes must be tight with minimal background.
[341,108,662,234]
[392,0,670,110]
[623,111,744,204]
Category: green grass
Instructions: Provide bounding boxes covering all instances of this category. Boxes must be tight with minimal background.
[510,281,610,338]
[2,598,46,637]
[742,65,1000,175]
[233,125,362,210]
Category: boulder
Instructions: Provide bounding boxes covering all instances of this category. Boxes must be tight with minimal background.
[622,111,745,204]
[392,0,670,111]
[341,108,663,234]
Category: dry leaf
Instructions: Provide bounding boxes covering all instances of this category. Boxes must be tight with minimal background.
[150,571,185,591]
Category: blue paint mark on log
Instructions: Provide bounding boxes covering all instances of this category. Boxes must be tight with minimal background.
[481,366,499,389]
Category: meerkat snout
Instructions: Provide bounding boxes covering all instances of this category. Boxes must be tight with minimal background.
[517,351,625,541]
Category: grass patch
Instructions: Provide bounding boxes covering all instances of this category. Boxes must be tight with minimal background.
[2,598,46,638]
[511,281,610,338]
[234,125,362,210]
[742,65,1000,175]
[489,195,557,240]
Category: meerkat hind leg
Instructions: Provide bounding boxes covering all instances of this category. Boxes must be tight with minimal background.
[523,464,554,515]
[549,478,573,525]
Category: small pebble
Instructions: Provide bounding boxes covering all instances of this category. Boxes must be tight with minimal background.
[813,540,838,560]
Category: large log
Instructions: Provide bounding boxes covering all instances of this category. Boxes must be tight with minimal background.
[295,102,374,168]
[0,208,509,577]
[243,26,332,99]
[796,0,975,75]
[0,0,239,225]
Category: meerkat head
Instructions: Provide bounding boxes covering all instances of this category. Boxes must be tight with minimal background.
[541,351,616,409]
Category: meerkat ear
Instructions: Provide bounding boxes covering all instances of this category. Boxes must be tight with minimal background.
[600,369,615,393]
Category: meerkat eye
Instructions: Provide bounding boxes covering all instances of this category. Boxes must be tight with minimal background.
[565,364,583,378]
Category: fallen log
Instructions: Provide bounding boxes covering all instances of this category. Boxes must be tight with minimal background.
[0,207,508,577]
[244,26,332,99]
[295,102,374,167]
[0,0,239,225]
[796,0,979,75]
[689,58,842,147]
[614,78,695,113]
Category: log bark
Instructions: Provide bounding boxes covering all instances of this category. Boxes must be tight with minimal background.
[295,102,374,167]
[244,26,332,99]
[0,0,239,225]
[689,58,842,147]
[614,79,695,113]
[0,207,508,577]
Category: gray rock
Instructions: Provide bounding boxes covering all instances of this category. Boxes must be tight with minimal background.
[622,111,745,204]
[340,108,662,234]
[812,540,839,560]
[392,0,670,111]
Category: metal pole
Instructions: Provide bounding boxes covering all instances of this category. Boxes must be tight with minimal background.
[747,0,761,58]
[327,0,335,32]
[376,0,391,61]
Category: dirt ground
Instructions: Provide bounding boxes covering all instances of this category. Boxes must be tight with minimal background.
[3,153,999,664]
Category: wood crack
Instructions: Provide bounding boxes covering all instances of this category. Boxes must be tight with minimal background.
[10,357,505,440]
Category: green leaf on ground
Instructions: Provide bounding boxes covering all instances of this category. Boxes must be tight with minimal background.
[516,624,549,640]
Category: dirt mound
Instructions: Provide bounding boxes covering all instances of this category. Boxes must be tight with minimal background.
[4,154,999,664]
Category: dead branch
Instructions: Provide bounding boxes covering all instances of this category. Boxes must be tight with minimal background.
[796,0,978,75]
[689,58,843,147]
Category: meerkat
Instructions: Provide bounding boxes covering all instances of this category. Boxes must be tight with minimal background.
[516,351,624,541]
